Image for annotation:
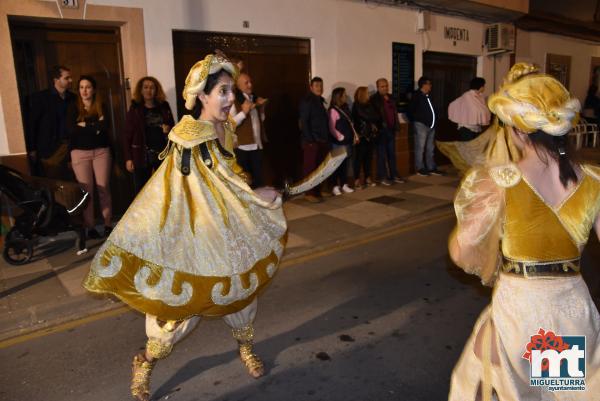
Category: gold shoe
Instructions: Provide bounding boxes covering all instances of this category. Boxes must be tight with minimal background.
[130,353,155,401]
[232,325,264,378]
[239,342,265,378]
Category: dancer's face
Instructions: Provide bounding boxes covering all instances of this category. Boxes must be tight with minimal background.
[199,73,235,123]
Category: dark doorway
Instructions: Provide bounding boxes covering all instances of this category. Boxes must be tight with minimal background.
[9,18,131,214]
[172,31,311,185]
[423,51,477,142]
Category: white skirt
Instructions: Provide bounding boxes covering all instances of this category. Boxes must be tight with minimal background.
[449,273,600,401]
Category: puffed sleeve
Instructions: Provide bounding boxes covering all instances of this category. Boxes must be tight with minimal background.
[449,167,504,286]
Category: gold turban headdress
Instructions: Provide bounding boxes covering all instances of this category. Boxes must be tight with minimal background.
[484,63,581,168]
[182,53,239,111]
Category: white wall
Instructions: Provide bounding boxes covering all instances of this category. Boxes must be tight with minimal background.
[3,0,600,154]
[89,0,489,110]
[515,29,600,102]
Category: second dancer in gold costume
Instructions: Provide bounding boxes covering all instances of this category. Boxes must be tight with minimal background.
[448,63,600,401]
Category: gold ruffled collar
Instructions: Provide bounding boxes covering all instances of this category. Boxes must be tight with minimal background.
[168,115,236,148]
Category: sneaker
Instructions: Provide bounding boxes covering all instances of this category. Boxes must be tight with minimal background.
[365,178,377,187]
[417,169,430,176]
[342,184,354,193]
[379,179,392,186]
[332,186,342,196]
[305,194,323,203]
[87,228,101,239]
[429,169,445,176]
[393,176,406,184]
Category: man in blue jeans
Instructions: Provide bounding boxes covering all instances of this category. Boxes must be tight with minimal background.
[370,78,405,186]
[409,76,444,176]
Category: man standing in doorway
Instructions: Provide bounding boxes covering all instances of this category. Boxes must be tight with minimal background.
[230,73,268,188]
[26,65,76,178]
[299,77,330,203]
[409,76,443,176]
[371,78,405,185]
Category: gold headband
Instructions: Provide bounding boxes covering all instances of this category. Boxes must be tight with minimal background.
[182,53,239,110]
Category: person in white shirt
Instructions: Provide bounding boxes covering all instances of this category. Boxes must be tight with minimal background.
[229,73,268,188]
[448,77,490,141]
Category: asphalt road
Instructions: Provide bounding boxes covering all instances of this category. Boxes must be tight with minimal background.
[1,215,599,401]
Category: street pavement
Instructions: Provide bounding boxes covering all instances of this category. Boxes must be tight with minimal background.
[1,215,597,401]
[1,160,600,401]
[1,214,482,401]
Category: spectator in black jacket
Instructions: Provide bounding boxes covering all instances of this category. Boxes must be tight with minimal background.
[409,76,443,176]
[299,77,330,203]
[26,65,76,178]
[352,86,378,188]
[370,78,405,185]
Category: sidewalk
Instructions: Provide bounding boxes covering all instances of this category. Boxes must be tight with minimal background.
[0,171,461,343]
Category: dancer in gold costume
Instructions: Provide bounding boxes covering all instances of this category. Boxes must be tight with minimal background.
[84,54,287,400]
[448,63,600,401]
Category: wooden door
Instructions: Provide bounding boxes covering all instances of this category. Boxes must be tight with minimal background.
[172,31,311,185]
[423,51,477,143]
[10,20,131,214]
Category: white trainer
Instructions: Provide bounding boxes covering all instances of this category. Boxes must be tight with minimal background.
[342,184,354,193]
[332,186,342,196]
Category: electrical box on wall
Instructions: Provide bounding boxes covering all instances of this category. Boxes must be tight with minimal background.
[416,10,428,32]
[485,23,515,54]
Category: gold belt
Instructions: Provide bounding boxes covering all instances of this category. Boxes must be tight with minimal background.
[502,257,580,277]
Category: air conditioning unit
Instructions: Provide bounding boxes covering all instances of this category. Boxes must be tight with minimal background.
[485,23,515,53]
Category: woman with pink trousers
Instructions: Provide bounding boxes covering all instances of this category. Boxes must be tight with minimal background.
[67,75,113,239]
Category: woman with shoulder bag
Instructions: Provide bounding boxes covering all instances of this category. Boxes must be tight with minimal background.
[352,86,379,188]
[328,87,356,195]
[123,76,175,194]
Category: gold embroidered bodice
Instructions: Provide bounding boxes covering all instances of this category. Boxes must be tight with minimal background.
[450,164,600,285]
[502,174,600,261]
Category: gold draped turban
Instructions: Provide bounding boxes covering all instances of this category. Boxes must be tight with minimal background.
[182,53,239,111]
[484,63,581,167]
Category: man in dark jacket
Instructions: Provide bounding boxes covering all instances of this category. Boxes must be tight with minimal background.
[299,77,330,202]
[26,65,75,178]
[408,76,443,176]
[370,78,404,185]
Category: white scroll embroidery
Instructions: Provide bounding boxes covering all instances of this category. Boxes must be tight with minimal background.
[134,266,193,307]
[94,255,123,278]
[266,263,277,278]
[211,273,258,305]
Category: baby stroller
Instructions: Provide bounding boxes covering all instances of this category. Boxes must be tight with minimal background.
[0,165,89,265]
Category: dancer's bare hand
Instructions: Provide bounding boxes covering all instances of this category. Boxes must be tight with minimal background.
[254,186,279,203]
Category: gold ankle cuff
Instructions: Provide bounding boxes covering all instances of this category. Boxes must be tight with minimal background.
[231,324,254,342]
[146,339,173,360]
